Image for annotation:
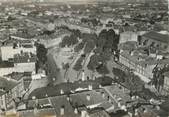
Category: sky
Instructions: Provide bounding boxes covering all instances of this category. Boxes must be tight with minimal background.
[0,0,167,3]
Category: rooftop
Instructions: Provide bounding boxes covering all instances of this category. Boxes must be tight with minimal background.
[28,77,113,99]
[25,90,113,117]
[4,72,32,81]
[142,31,169,43]
[120,50,169,67]
[13,52,36,63]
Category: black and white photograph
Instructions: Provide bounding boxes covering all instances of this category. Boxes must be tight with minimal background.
[0,0,168,117]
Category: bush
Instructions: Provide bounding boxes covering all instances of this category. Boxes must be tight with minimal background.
[96,64,109,75]
[96,76,113,86]
[112,68,125,83]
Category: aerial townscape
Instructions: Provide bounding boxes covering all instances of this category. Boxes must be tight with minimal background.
[0,0,168,117]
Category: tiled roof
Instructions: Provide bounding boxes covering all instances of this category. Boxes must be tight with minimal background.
[28,81,100,99]
[18,107,56,117]
[26,90,113,117]
[88,108,110,117]
[0,61,14,68]
[14,52,36,63]
[118,41,137,51]
[120,50,169,67]
[142,31,169,43]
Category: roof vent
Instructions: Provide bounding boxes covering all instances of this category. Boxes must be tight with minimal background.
[60,105,65,115]
[74,108,78,114]
[32,96,36,100]
[60,89,64,95]
[86,94,91,101]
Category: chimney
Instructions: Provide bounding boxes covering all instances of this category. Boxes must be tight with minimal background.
[130,50,134,56]
[32,96,36,100]
[99,85,102,88]
[86,94,91,101]
[34,107,38,115]
[108,98,111,103]
[60,105,65,116]
[60,89,64,95]
[81,110,87,117]
[118,102,121,107]
[88,85,93,90]
[74,108,78,114]
[82,70,85,81]
[134,109,138,116]
[28,52,31,58]
[67,95,70,102]
[53,78,56,81]
[156,106,160,110]
[27,58,30,62]
[101,92,105,98]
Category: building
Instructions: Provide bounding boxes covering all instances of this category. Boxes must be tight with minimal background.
[118,31,169,83]
[13,52,36,73]
[0,74,32,111]
[17,88,115,117]
[163,72,169,95]
[0,77,18,111]
[0,52,36,76]
[119,31,138,44]
[0,72,48,111]
[141,31,169,51]
[119,49,169,83]
[0,39,36,61]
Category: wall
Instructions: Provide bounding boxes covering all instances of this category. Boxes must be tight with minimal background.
[0,67,14,76]
[163,76,169,95]
[119,32,138,44]
[119,54,154,79]
[0,62,36,76]
[1,46,36,61]
[14,62,36,73]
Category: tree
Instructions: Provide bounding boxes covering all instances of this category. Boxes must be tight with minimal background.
[60,34,78,47]
[84,40,95,54]
[74,41,85,52]
[96,63,109,75]
[112,68,125,83]
[87,54,100,71]
[72,29,81,38]
[36,43,47,64]
[125,72,144,92]
[96,76,113,86]
[73,57,84,71]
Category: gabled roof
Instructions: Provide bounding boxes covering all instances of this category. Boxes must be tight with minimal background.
[142,31,169,43]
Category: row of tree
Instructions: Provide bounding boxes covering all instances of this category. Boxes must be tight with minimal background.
[151,64,169,91]
[59,28,120,75]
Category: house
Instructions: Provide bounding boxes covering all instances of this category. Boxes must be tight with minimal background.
[0,39,36,61]
[0,77,18,110]
[0,52,37,76]
[119,49,169,83]
[119,31,138,44]
[17,89,114,117]
[0,73,32,111]
[163,72,169,95]
[0,71,49,112]
[141,31,169,51]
